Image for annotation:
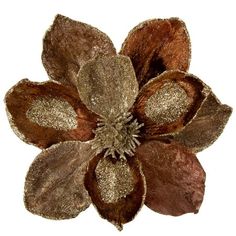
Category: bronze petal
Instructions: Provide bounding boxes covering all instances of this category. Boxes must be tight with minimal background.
[171,92,232,152]
[42,14,116,88]
[77,55,139,120]
[24,141,95,219]
[132,70,209,137]
[84,155,146,230]
[120,18,191,87]
[5,79,97,149]
[135,139,205,216]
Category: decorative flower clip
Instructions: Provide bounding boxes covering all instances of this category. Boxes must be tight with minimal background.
[5,15,232,230]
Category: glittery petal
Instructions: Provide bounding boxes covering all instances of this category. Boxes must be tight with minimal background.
[135,139,205,216]
[77,55,139,120]
[171,92,232,152]
[24,141,94,219]
[120,18,191,87]
[42,14,116,88]
[84,155,146,230]
[132,70,209,137]
[5,79,97,149]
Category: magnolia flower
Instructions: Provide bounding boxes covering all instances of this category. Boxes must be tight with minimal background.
[5,15,232,230]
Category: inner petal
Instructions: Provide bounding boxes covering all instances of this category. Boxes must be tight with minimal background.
[145,82,190,125]
[77,55,139,120]
[95,157,134,203]
[26,97,77,131]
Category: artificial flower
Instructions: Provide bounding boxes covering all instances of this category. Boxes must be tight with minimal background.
[5,15,232,230]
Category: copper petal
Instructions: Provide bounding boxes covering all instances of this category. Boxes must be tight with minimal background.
[132,70,209,137]
[5,79,97,148]
[77,55,139,120]
[24,141,95,219]
[120,18,191,87]
[135,139,205,216]
[84,155,146,230]
[42,14,116,88]
[171,92,232,152]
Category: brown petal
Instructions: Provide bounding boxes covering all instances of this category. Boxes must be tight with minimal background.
[24,141,95,219]
[120,18,191,87]
[132,70,209,137]
[84,155,146,230]
[135,139,205,216]
[77,55,139,120]
[42,14,116,88]
[5,79,98,148]
[171,92,232,152]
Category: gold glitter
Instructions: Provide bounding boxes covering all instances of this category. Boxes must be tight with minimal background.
[91,112,143,160]
[26,97,77,131]
[77,55,138,120]
[145,82,190,125]
[95,158,134,203]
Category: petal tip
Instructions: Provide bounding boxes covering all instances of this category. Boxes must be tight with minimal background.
[54,13,65,20]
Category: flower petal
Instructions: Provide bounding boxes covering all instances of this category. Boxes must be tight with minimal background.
[5,79,97,148]
[84,155,146,230]
[135,139,205,216]
[42,14,116,88]
[120,18,191,87]
[171,92,232,152]
[132,70,209,137]
[24,141,95,219]
[77,55,139,120]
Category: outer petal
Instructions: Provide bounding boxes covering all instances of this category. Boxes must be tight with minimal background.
[77,55,139,120]
[120,18,191,87]
[135,139,205,216]
[42,14,116,88]
[84,155,146,230]
[171,92,232,152]
[132,70,209,137]
[5,79,97,148]
[24,141,95,219]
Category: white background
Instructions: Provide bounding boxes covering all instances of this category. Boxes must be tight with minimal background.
[0,0,235,235]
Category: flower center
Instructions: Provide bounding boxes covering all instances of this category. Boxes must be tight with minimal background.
[91,112,143,160]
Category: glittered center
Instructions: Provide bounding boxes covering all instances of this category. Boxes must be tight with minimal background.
[95,158,134,203]
[91,112,143,159]
[26,97,78,131]
[145,82,190,125]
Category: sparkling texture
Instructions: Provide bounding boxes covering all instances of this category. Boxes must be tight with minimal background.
[4,14,233,231]
[145,82,190,125]
[26,97,77,131]
[95,158,134,203]
[77,55,138,119]
[91,112,143,159]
